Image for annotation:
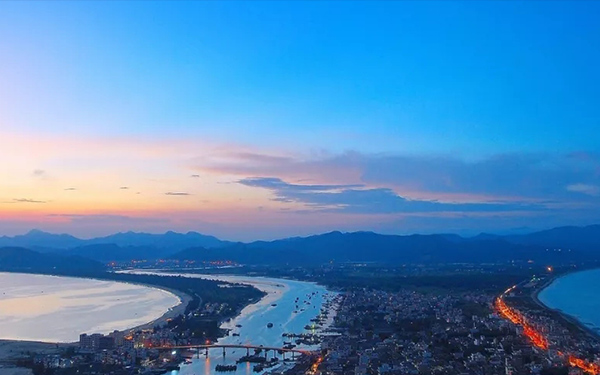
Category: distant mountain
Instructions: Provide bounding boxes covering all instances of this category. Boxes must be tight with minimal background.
[3,225,600,265]
[170,230,590,265]
[0,229,83,251]
[500,225,600,251]
[0,230,231,259]
[0,247,105,273]
[63,244,174,262]
[87,231,229,250]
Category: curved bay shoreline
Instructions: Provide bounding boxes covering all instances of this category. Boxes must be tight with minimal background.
[0,270,336,375]
[532,268,600,341]
[0,273,193,371]
[0,270,285,374]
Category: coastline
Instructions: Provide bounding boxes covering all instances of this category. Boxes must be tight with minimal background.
[532,268,600,341]
[119,270,290,331]
[197,274,290,331]
[120,270,340,337]
[0,273,192,368]
[0,270,337,375]
[120,285,192,334]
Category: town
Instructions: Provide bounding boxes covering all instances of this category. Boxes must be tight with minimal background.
[9,262,599,375]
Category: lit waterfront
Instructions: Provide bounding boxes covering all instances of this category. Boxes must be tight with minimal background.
[496,276,600,374]
[125,271,336,375]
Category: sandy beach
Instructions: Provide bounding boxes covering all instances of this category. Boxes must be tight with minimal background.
[121,285,192,333]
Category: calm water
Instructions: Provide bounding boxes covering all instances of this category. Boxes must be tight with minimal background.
[0,272,181,342]
[538,268,600,333]
[130,272,334,375]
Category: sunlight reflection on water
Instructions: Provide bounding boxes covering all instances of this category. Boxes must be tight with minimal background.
[0,272,180,342]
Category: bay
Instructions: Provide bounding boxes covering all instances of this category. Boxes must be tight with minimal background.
[0,272,181,342]
[538,268,600,334]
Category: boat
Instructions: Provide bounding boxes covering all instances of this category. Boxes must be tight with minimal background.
[215,364,238,372]
[236,324,242,328]
[237,355,266,364]
[267,322,274,328]
[271,303,277,307]
[232,333,240,336]
[253,364,264,372]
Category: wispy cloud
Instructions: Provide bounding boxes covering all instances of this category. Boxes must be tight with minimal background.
[32,169,45,177]
[13,198,47,204]
[64,187,77,191]
[119,186,129,190]
[567,183,600,196]
[165,192,191,196]
[238,177,543,214]
[198,150,600,205]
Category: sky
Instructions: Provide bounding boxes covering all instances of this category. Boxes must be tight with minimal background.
[1,1,599,241]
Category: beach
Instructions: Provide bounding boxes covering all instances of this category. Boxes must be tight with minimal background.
[0,272,192,373]
[535,268,600,340]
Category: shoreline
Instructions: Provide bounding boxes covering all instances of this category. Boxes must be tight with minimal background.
[120,270,340,339]
[0,273,192,364]
[0,270,337,374]
[531,268,600,341]
[120,285,192,334]
[119,270,291,332]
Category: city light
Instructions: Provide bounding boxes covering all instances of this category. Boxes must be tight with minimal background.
[497,290,600,374]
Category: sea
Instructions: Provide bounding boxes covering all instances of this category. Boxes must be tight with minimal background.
[0,272,181,342]
[0,271,336,375]
[537,268,600,334]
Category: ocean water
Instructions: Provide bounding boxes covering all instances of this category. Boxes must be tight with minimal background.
[538,268,600,333]
[0,272,181,342]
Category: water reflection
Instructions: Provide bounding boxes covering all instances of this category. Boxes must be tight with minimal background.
[0,272,180,342]
[140,273,332,375]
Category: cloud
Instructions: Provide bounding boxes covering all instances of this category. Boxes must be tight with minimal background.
[64,187,77,191]
[190,174,200,178]
[238,177,542,214]
[119,186,129,190]
[567,183,600,196]
[197,150,600,204]
[165,192,191,196]
[13,198,47,204]
[240,177,362,192]
[32,169,45,177]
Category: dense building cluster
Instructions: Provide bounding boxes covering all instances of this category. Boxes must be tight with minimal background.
[25,300,228,374]
[312,289,584,375]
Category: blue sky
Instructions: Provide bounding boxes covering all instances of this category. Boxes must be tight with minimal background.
[0,1,599,240]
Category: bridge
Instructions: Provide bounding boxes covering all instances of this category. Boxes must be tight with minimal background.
[154,344,317,360]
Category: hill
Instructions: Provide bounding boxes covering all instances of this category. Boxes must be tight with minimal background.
[0,247,106,273]
[501,225,600,251]
[0,230,230,256]
[3,224,600,265]
[169,230,594,265]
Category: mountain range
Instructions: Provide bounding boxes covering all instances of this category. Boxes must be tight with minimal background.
[0,229,229,253]
[1,225,600,266]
